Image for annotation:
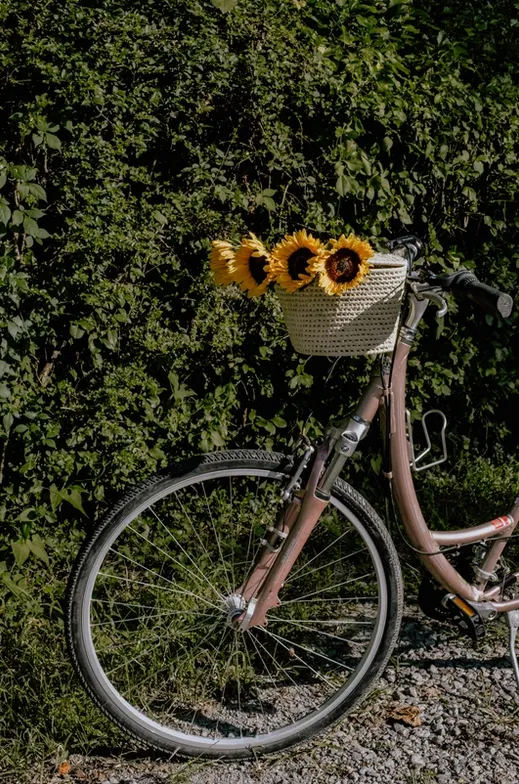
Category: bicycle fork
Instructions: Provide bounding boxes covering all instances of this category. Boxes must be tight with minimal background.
[234,375,384,631]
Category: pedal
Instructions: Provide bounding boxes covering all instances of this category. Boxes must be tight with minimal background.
[418,574,486,641]
[443,595,486,642]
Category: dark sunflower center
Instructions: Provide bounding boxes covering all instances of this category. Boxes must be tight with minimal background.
[325,248,361,283]
[287,247,314,280]
[249,253,268,284]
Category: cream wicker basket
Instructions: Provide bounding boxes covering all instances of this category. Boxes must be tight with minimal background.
[277,253,407,357]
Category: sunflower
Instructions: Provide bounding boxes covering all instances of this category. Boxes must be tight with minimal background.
[209,240,236,286]
[313,234,373,295]
[233,233,274,297]
[270,229,324,292]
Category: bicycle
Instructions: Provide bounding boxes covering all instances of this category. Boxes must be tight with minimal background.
[65,234,517,759]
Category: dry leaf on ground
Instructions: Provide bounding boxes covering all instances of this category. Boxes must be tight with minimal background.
[386,703,422,727]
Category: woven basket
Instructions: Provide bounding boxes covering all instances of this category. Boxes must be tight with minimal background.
[277,253,407,357]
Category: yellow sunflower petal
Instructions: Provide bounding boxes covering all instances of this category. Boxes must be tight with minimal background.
[209,240,237,286]
[271,229,324,292]
[234,233,274,297]
[313,233,373,295]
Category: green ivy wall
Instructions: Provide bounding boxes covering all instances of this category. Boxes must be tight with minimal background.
[0,0,518,767]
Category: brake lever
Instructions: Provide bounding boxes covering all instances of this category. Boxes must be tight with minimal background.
[409,282,448,318]
[423,291,448,318]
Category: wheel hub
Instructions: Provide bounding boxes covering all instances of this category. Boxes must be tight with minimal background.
[224,593,246,626]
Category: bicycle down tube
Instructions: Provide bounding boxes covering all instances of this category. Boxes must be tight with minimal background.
[239,287,519,631]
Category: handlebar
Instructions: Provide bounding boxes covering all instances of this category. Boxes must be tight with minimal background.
[387,235,513,319]
[427,270,513,319]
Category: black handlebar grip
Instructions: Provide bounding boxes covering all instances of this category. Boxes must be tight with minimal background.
[452,272,513,318]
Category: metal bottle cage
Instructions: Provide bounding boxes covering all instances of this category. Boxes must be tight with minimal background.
[405,408,448,472]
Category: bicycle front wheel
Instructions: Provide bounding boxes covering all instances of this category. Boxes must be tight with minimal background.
[66,450,402,758]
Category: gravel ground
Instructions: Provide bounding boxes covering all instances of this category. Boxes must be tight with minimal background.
[46,607,519,784]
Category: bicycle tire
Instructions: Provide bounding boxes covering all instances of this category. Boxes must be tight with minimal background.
[66,449,403,758]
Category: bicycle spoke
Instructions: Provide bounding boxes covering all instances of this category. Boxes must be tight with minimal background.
[269,616,369,645]
[91,608,213,627]
[251,632,307,694]
[234,633,243,737]
[190,625,230,728]
[288,527,356,580]
[288,546,367,585]
[107,546,223,604]
[97,572,222,611]
[258,627,339,691]
[281,573,373,604]
[272,617,373,626]
[242,635,268,732]
[259,627,352,673]
[229,476,236,591]
[139,510,226,602]
[202,482,233,596]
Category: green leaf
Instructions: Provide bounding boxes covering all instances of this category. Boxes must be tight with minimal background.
[0,204,11,224]
[70,324,85,339]
[149,446,166,460]
[3,412,13,432]
[11,540,30,568]
[0,383,10,399]
[261,196,276,211]
[26,536,49,566]
[473,160,484,174]
[49,484,62,511]
[105,329,118,350]
[168,371,195,402]
[0,570,29,596]
[152,210,168,225]
[17,183,30,199]
[78,318,95,331]
[12,210,23,226]
[62,488,87,516]
[25,208,44,219]
[28,183,47,201]
[23,215,39,236]
[45,133,61,150]
[336,173,350,197]
[12,165,36,182]
[0,171,6,189]
[211,0,238,11]
[210,430,225,447]
[32,133,44,147]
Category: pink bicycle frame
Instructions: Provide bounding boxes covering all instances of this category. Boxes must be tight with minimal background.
[238,289,519,630]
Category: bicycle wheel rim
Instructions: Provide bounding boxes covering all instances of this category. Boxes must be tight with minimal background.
[75,465,389,754]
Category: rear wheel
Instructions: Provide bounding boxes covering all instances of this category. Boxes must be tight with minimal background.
[66,450,403,758]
